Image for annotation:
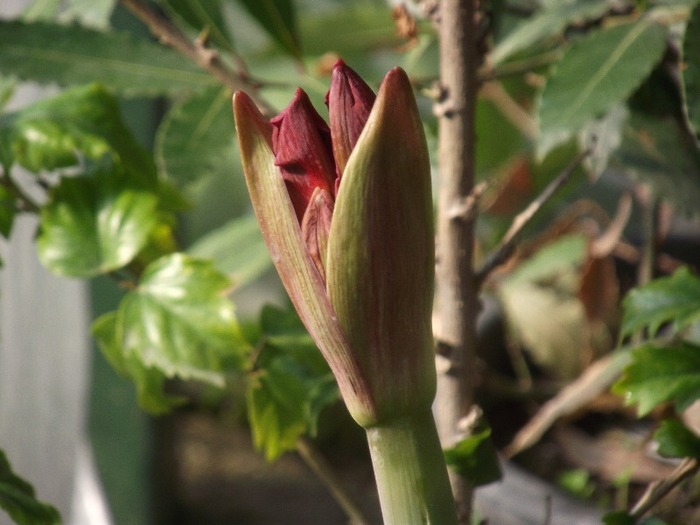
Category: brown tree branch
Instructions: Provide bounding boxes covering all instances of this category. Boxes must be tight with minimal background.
[119,0,274,116]
[433,0,484,521]
[631,457,699,520]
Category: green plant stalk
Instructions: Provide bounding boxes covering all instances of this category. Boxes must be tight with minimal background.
[365,408,458,525]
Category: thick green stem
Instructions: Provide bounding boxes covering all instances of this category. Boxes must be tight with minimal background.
[365,408,458,525]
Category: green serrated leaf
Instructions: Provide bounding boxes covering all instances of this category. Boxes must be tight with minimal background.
[538,20,667,156]
[188,214,271,287]
[0,84,154,176]
[92,312,183,413]
[159,0,234,51]
[37,161,159,277]
[155,86,237,198]
[492,0,611,65]
[655,418,700,458]
[614,341,700,415]
[237,0,300,58]
[443,425,502,487]
[118,253,249,386]
[682,2,700,141]
[621,267,700,339]
[0,449,61,525]
[0,21,216,96]
[247,305,337,460]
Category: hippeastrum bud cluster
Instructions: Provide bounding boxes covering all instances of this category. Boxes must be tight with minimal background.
[233,61,435,427]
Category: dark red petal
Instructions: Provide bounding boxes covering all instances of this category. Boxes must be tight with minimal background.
[326,60,376,176]
[301,187,334,282]
[271,88,336,221]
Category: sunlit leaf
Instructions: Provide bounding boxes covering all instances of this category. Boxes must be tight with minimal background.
[0,84,154,176]
[0,449,61,525]
[614,341,700,416]
[117,254,250,387]
[0,21,216,96]
[538,20,667,156]
[620,267,700,339]
[37,161,159,277]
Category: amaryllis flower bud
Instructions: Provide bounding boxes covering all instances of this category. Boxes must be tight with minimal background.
[271,88,336,222]
[233,63,433,426]
[326,60,376,176]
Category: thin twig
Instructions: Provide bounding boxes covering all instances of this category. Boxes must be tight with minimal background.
[296,436,371,525]
[119,0,275,116]
[475,148,591,285]
[630,457,699,519]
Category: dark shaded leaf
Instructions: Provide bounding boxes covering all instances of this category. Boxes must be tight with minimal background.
[444,425,502,487]
[247,305,337,460]
[237,0,300,58]
[655,418,700,458]
[0,449,61,525]
[682,2,700,141]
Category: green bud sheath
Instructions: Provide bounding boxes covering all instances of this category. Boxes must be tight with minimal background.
[326,67,436,421]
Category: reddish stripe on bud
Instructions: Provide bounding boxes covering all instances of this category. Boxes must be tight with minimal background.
[271,88,336,222]
[326,60,376,176]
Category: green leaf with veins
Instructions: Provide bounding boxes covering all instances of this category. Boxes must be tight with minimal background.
[620,267,700,340]
[0,21,216,97]
[247,305,338,460]
[614,341,700,416]
[156,86,237,198]
[92,312,182,414]
[0,449,61,525]
[37,160,159,277]
[538,20,667,156]
[93,254,250,412]
[120,254,249,385]
[0,84,154,177]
